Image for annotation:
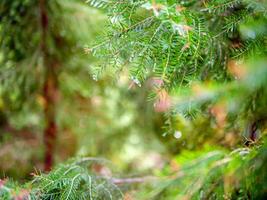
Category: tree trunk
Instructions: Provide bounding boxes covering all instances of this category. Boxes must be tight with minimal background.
[39,0,58,171]
[43,68,58,171]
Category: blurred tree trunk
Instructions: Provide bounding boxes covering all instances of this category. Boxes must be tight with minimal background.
[39,0,58,171]
[43,64,58,171]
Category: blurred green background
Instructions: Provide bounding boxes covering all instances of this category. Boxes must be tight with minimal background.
[0,0,267,199]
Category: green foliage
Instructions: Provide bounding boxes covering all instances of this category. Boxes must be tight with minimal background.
[30,160,123,200]
[0,0,104,111]
[0,0,41,110]
[86,0,267,151]
[86,1,267,199]
[1,0,267,199]
[0,0,163,179]
[160,57,266,138]
[87,0,267,90]
[145,139,267,200]
[0,159,123,200]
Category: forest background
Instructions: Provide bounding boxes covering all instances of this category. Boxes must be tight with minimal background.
[0,0,267,199]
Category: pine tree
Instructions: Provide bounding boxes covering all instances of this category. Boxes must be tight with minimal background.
[0,158,124,199]
[86,0,267,138]
[86,0,267,199]
[1,0,267,199]
[0,0,102,170]
[87,0,266,88]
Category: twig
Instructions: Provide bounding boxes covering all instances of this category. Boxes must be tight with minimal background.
[110,176,158,185]
[75,157,111,165]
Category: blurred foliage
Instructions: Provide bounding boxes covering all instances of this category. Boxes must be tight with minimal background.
[0,0,267,200]
[0,0,166,178]
[135,138,267,200]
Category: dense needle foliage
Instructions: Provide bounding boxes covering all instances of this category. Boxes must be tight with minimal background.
[87,0,266,88]
[0,159,123,199]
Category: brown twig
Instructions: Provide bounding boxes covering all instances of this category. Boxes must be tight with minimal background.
[110,176,158,185]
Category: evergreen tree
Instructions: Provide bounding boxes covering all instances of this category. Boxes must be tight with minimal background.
[0,0,102,170]
[86,0,267,199]
[87,0,266,89]
[87,0,267,142]
[1,0,267,199]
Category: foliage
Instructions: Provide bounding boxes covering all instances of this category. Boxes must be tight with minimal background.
[0,0,103,113]
[87,0,267,90]
[0,158,123,200]
[1,0,267,199]
[145,138,267,200]
[86,0,267,199]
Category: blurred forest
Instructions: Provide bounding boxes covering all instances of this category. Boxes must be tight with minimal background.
[0,0,267,199]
